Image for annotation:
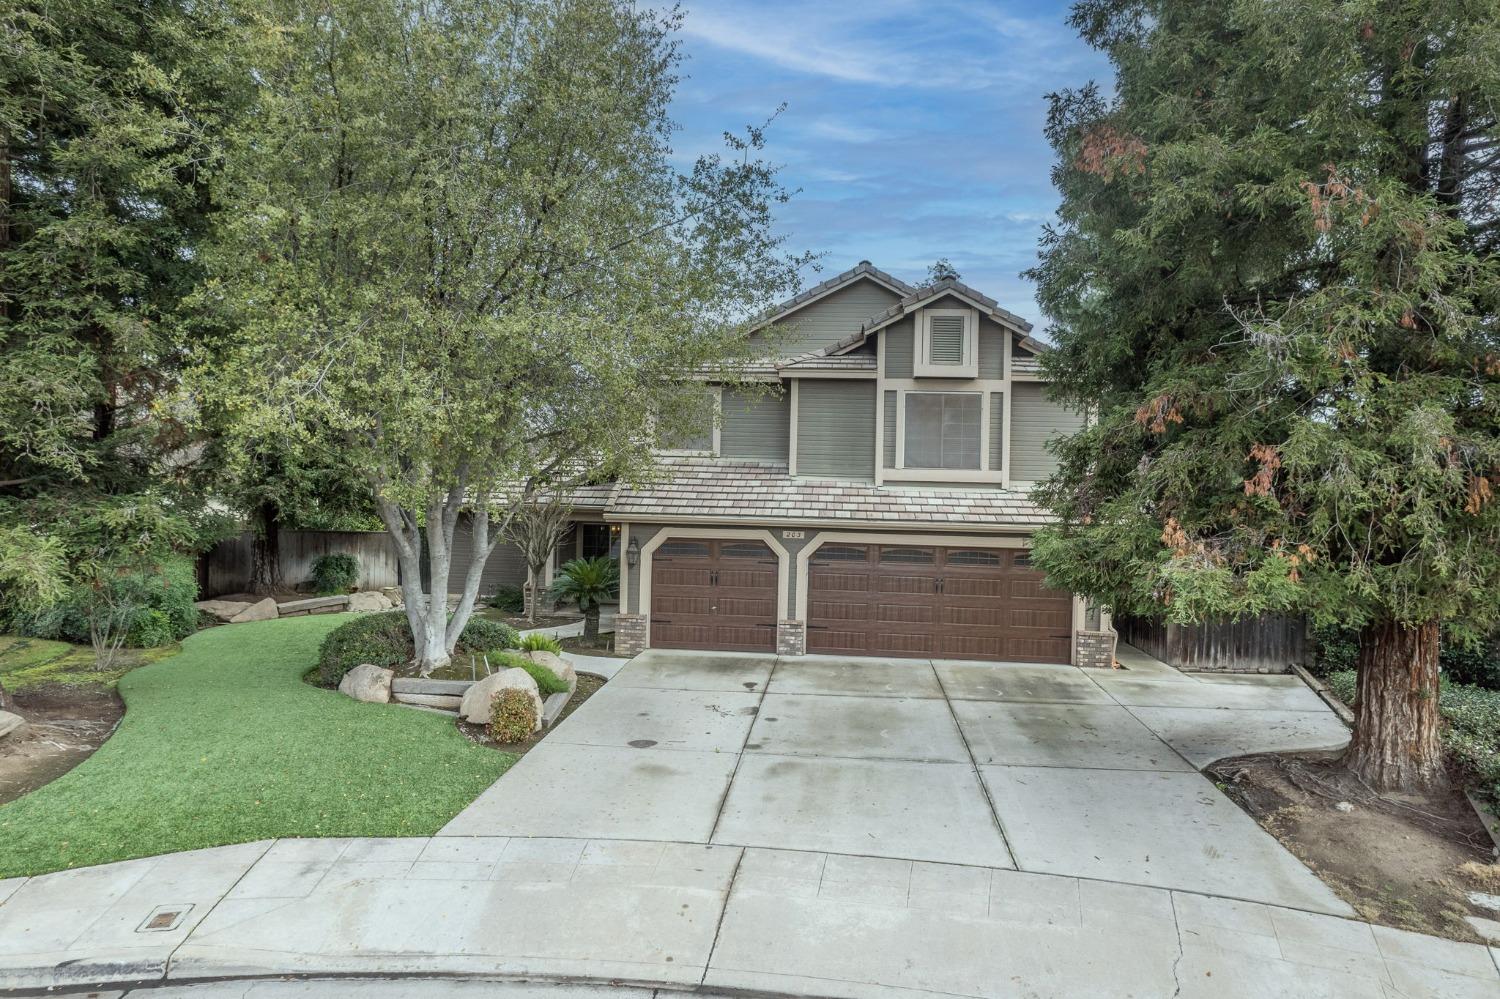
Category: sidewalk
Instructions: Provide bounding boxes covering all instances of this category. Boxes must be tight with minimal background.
[4,832,1498,997]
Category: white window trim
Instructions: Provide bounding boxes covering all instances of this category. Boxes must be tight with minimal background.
[914,307,978,378]
[656,385,722,457]
[897,389,984,473]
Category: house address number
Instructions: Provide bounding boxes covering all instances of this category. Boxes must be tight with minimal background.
[782,530,805,539]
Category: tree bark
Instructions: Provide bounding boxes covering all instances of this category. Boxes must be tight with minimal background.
[583,603,599,642]
[1343,619,1445,792]
[249,499,282,595]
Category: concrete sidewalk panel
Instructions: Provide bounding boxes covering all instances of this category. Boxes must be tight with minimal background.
[952,700,1192,771]
[981,765,1352,914]
[439,743,737,841]
[713,754,1013,868]
[745,693,968,763]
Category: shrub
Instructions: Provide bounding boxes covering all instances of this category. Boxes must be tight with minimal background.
[315,611,522,687]
[485,650,568,695]
[1309,626,1360,676]
[517,632,563,654]
[490,585,525,613]
[309,553,359,595]
[489,686,537,743]
[11,554,199,649]
[1313,624,1500,691]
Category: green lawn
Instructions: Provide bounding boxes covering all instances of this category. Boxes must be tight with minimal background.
[0,634,177,692]
[0,615,515,878]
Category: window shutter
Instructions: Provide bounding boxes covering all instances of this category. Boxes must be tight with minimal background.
[928,314,966,365]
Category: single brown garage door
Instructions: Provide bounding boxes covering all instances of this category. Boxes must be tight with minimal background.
[651,538,778,652]
[805,544,1072,663]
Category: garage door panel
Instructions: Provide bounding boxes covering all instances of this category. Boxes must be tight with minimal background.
[810,599,871,623]
[651,538,777,653]
[876,602,934,625]
[814,571,873,593]
[807,543,1072,664]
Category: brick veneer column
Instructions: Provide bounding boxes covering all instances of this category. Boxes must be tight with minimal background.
[1074,629,1117,669]
[613,613,649,657]
[776,620,806,656]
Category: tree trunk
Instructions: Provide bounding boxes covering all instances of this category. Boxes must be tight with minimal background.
[249,499,282,595]
[583,603,599,642]
[1343,619,1445,792]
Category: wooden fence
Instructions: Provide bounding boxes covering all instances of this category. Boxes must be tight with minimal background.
[1116,614,1307,673]
[200,530,400,597]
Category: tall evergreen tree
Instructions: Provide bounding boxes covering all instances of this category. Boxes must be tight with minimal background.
[1029,1,1500,790]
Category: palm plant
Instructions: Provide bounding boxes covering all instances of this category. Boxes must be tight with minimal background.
[548,556,618,642]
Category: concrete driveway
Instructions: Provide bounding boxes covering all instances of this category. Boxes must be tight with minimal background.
[443,646,1351,913]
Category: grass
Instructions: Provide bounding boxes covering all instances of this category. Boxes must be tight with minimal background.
[0,614,515,878]
[0,635,177,692]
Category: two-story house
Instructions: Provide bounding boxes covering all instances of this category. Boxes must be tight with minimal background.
[440,261,1113,667]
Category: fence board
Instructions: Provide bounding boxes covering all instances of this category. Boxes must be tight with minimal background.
[201,530,400,597]
[1117,614,1306,673]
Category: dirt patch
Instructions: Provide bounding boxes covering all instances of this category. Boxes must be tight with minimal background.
[558,635,625,658]
[0,685,123,805]
[1209,752,1499,941]
[457,673,604,755]
[478,610,581,631]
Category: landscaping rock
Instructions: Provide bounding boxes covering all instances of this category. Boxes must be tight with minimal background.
[338,663,394,703]
[0,710,28,741]
[195,599,253,623]
[229,597,279,624]
[347,590,393,613]
[459,667,542,730]
[526,650,576,693]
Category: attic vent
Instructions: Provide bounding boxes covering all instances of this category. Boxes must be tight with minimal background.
[929,315,966,365]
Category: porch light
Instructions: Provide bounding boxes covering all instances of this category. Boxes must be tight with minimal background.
[626,537,640,568]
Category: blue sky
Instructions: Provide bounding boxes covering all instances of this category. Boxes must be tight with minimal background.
[667,1,1111,333]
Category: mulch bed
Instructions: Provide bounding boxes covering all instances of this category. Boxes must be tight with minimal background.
[457,673,605,755]
[1210,752,1500,942]
[558,635,625,658]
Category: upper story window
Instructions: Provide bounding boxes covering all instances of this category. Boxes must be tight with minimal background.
[914,307,977,378]
[904,392,980,469]
[657,384,719,455]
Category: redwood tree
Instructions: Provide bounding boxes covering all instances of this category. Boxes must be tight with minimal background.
[1028,1,1500,790]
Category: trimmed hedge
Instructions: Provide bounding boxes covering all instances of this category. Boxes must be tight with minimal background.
[315,611,520,687]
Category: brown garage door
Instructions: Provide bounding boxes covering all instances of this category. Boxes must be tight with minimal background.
[651,539,778,652]
[806,544,1072,663]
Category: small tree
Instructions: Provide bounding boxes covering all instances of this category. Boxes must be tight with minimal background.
[0,524,67,710]
[926,258,961,284]
[549,557,618,643]
[501,494,573,624]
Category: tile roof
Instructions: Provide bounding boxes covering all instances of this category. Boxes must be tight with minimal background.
[776,353,877,371]
[605,457,1052,529]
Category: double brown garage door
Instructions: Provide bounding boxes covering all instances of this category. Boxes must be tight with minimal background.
[806,544,1073,663]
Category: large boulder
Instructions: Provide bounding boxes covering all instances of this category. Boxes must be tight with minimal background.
[525,650,575,693]
[347,590,393,613]
[229,597,279,624]
[459,667,542,730]
[195,599,252,623]
[0,710,28,741]
[338,663,394,703]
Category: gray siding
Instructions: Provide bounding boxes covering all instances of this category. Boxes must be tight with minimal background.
[883,318,914,378]
[989,391,1004,470]
[1010,382,1086,481]
[424,513,528,595]
[797,379,876,481]
[978,318,1006,378]
[752,278,901,355]
[720,387,790,461]
[882,390,897,468]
